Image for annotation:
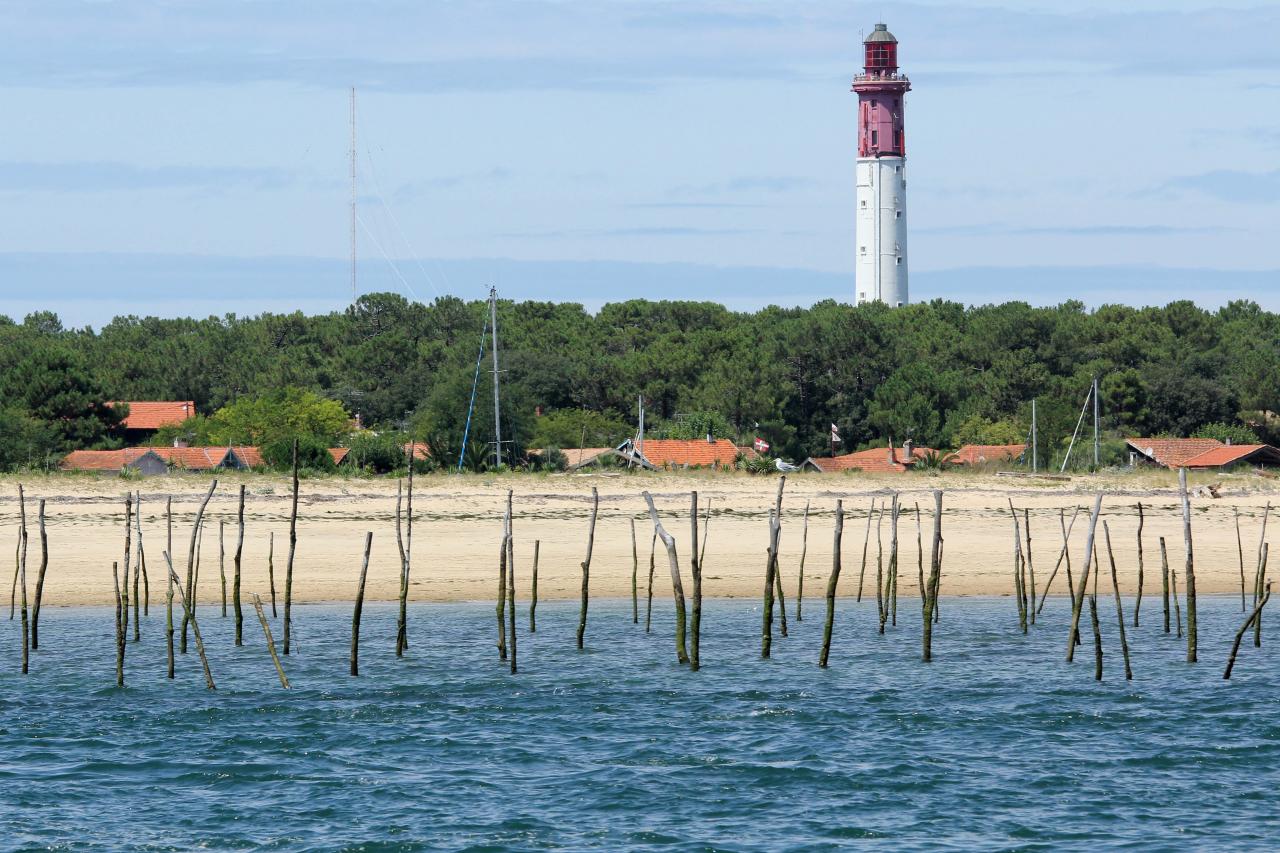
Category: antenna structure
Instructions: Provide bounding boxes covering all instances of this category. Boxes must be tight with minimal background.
[350,86,357,304]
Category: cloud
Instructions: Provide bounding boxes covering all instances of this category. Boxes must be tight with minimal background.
[669,176,818,198]
[916,223,1239,236]
[0,161,295,193]
[1151,169,1280,204]
[389,168,513,202]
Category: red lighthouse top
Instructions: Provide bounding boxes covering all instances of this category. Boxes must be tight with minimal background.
[852,23,910,158]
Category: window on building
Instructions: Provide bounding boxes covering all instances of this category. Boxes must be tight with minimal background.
[896,257,903,265]
[860,199,867,208]
[859,245,866,255]
[871,130,878,145]
[895,211,902,219]
[895,165,901,173]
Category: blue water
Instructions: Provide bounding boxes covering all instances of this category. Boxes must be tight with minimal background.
[2,594,1278,851]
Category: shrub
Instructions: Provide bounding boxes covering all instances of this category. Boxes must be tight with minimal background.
[261,436,337,473]
[345,432,407,474]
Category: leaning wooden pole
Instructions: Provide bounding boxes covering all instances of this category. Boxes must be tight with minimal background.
[1024,508,1036,624]
[529,539,540,633]
[1253,542,1269,649]
[1178,467,1197,663]
[166,496,175,679]
[1225,580,1272,680]
[761,477,786,658]
[796,499,810,621]
[1066,494,1104,663]
[401,443,416,652]
[112,561,124,687]
[819,500,845,668]
[1134,502,1145,627]
[857,498,874,602]
[251,593,289,688]
[497,492,510,661]
[121,493,132,643]
[233,485,245,646]
[643,491,689,665]
[630,518,639,625]
[1036,506,1082,613]
[922,490,943,662]
[31,499,48,651]
[267,531,277,618]
[17,486,29,674]
[576,486,598,650]
[1160,535,1171,634]
[350,531,372,676]
[1008,500,1027,634]
[164,551,215,689]
[283,439,299,655]
[1103,521,1133,680]
[183,482,217,653]
[507,521,517,675]
[689,491,702,672]
[645,531,656,634]
[1235,507,1247,612]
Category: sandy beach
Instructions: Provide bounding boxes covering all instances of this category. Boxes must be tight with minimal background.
[4,468,1278,609]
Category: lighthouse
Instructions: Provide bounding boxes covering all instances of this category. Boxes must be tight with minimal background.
[853,23,910,307]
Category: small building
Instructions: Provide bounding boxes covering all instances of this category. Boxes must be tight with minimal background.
[61,449,170,476]
[108,401,196,442]
[803,442,935,474]
[1125,437,1280,471]
[616,438,753,470]
[1182,444,1280,470]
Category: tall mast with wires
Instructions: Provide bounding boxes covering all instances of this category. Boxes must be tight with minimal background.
[490,287,503,469]
[350,86,357,304]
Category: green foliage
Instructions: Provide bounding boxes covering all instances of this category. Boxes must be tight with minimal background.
[209,389,352,446]
[655,411,735,441]
[153,415,218,447]
[530,409,630,450]
[344,432,408,474]
[261,436,337,473]
[537,446,569,472]
[1192,422,1260,445]
[913,449,955,471]
[949,414,1026,447]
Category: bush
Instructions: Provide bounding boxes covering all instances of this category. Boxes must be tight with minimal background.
[1192,422,1260,445]
[260,436,337,473]
[345,432,407,474]
[537,446,568,472]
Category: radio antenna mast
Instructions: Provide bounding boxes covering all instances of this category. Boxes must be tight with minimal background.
[349,86,357,303]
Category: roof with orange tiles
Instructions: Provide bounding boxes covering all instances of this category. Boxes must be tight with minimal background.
[404,442,431,460]
[108,401,195,430]
[61,449,164,471]
[1182,444,1280,469]
[632,438,745,468]
[232,446,265,468]
[330,447,351,464]
[805,445,937,473]
[149,446,233,470]
[951,444,1027,466]
[1125,437,1225,468]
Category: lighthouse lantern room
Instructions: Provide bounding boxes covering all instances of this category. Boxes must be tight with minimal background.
[853,23,911,307]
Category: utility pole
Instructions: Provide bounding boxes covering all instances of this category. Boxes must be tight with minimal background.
[637,395,645,459]
[1092,376,1100,469]
[490,287,503,470]
[1031,398,1038,473]
[350,86,357,304]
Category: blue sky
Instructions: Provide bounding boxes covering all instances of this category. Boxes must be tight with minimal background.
[1,0,1278,326]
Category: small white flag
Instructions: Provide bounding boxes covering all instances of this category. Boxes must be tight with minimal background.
[831,423,842,444]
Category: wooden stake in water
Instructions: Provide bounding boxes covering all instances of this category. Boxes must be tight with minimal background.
[1103,522,1133,680]
[689,491,702,672]
[761,477,786,658]
[1235,507,1247,612]
[234,485,245,646]
[1171,563,1183,640]
[875,502,885,632]
[529,539,540,633]
[1008,500,1027,634]
[497,491,510,661]
[268,531,277,618]
[1066,494,1104,663]
[915,502,924,605]
[132,492,141,637]
[1023,508,1036,624]
[507,520,517,675]
[1036,506,1081,613]
[796,499,809,622]
[922,490,944,663]
[218,520,227,617]
[576,486,598,650]
[166,496,175,679]
[31,499,48,651]
[1160,536,1171,634]
[1134,502,1144,627]
[112,561,124,687]
[888,497,900,628]
[1225,580,1272,680]
[819,500,844,668]
[645,531,656,634]
[283,440,299,655]
[251,593,289,689]
[164,551,214,689]
[1088,573,1103,682]
[183,482,218,653]
[1178,468,1197,663]
[17,485,29,674]
[631,517,639,625]
[400,444,416,654]
[350,531,372,676]
[1254,542,1269,649]
[643,491,689,665]
[857,498,875,602]
[121,493,131,643]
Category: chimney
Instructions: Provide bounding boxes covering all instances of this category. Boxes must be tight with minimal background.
[1226,437,1232,446]
[887,441,895,464]
[904,439,914,461]
[707,432,714,444]
[173,437,188,449]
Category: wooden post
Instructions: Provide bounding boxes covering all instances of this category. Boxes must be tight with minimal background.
[234,485,245,646]
[166,496,175,679]
[888,496,900,628]
[136,491,149,618]
[183,482,217,653]
[915,503,924,605]
[819,500,844,667]
[529,539,540,633]
[283,439,299,655]
[132,492,141,637]
[394,479,406,655]
[690,492,702,671]
[121,493,131,643]
[251,593,289,688]
[402,443,416,653]
[1088,568,1103,682]
[268,531,277,617]
[875,502,885,632]
[631,518,639,624]
[1254,542,1269,648]
[31,499,48,651]
[217,520,226,617]
[507,524,517,674]
[1134,503,1144,627]
[1036,506,1081,614]
[1008,500,1027,634]
[642,491,689,664]
[112,561,123,687]
[351,531,373,676]
[645,531,656,634]
[796,500,810,621]
[1103,522,1133,680]
[17,486,29,674]
[1024,508,1036,624]
[576,486,598,650]
[1235,507,1247,612]
[1178,467,1197,663]
[699,496,712,569]
[1066,494,1103,662]
[761,477,786,658]
[164,551,215,689]
[497,492,509,660]
[857,498,875,602]
[774,549,788,638]
[922,490,943,662]
[1225,580,1272,680]
[1171,563,1183,639]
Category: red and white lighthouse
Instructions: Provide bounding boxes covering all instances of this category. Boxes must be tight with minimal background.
[853,23,910,307]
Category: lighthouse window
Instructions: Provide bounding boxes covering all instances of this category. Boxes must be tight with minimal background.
[860,245,867,255]
[895,211,902,219]
[871,130,878,145]
[895,165,901,174]
[860,199,867,208]
[896,257,903,265]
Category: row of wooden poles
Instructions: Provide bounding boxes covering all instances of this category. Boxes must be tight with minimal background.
[7,455,1274,687]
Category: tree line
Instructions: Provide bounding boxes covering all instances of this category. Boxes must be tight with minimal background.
[1,293,1277,472]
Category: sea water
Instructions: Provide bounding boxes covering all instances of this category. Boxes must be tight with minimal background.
[2,595,1278,850]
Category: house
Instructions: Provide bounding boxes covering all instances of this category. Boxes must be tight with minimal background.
[802,442,936,474]
[62,444,349,475]
[528,447,644,471]
[1125,437,1280,470]
[61,449,170,476]
[108,401,195,441]
[950,444,1027,467]
[615,437,752,470]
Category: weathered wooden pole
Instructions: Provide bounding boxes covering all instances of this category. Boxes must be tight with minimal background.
[112,561,124,687]
[1254,542,1269,648]
[643,491,689,664]
[1235,507,1247,611]
[136,491,149,618]
[645,531,656,634]
[401,443,416,653]
[1024,508,1036,623]
[1066,494,1104,663]
[1178,467,1197,663]
[131,493,142,637]
[529,539,540,633]
[1008,500,1027,634]
[251,593,289,688]
[497,492,509,661]
[234,485,245,646]
[1254,505,1271,607]
[31,499,48,650]
[1171,563,1183,639]
[774,551,789,638]
[699,496,712,570]
[183,481,218,653]
[888,496,900,628]
[761,477,786,658]
[164,551,214,689]
[283,439,299,655]
[507,525,517,675]
[166,496,175,679]
[796,499,810,621]
[630,518,639,624]
[1103,522,1133,680]
[875,502,885,632]
[1088,566,1103,682]
[857,498,875,602]
[1160,536,1171,634]
[1133,502,1144,627]
[350,531,373,676]
[218,520,227,617]
[17,486,29,674]
[689,491,703,671]
[1225,580,1272,680]
[1036,506,1081,613]
[267,531,277,617]
[819,500,844,668]
[121,493,132,642]
[576,486,598,650]
[922,490,943,662]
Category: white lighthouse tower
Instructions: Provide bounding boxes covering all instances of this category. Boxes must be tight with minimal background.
[853,23,911,307]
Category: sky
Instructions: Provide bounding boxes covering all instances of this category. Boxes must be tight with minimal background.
[1,0,1278,326]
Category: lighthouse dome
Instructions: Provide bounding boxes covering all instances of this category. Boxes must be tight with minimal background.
[864,23,897,43]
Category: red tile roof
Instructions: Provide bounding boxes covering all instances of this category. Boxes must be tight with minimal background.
[109,401,195,430]
[1182,444,1280,469]
[61,449,155,472]
[404,442,431,461]
[636,439,744,468]
[149,446,233,470]
[807,445,937,473]
[951,444,1027,466]
[330,447,350,464]
[232,446,265,468]
[1126,437,1224,468]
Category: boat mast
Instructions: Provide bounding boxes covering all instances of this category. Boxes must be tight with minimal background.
[490,286,503,469]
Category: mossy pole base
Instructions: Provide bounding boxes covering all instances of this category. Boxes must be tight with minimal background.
[819,500,844,668]
[1225,581,1272,680]
[643,491,688,665]
[1178,468,1197,663]
[350,531,372,676]
[251,593,289,688]
[576,486,598,650]
[1066,494,1103,664]
[164,551,215,690]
